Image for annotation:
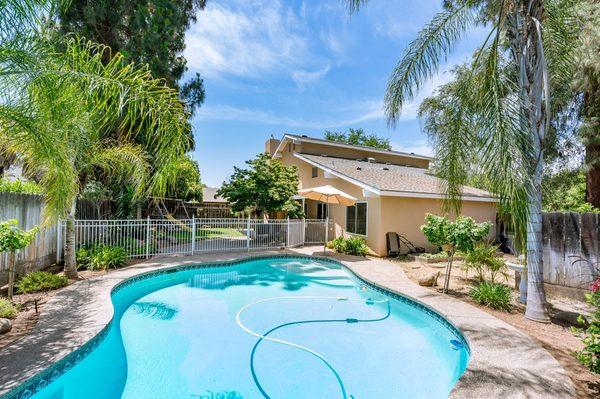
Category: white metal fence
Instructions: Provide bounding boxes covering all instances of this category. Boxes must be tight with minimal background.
[58,218,333,260]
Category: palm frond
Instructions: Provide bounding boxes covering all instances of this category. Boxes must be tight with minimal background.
[87,143,149,200]
[347,0,368,13]
[384,3,475,125]
[542,0,579,92]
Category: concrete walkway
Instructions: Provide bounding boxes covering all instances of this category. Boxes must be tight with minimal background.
[0,248,575,398]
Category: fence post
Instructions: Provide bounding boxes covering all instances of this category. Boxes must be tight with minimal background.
[56,219,61,264]
[286,217,290,248]
[302,218,306,246]
[247,216,251,252]
[191,216,196,255]
[145,217,151,259]
[325,217,329,245]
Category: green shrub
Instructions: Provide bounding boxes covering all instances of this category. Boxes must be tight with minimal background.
[326,236,369,257]
[420,252,449,260]
[327,236,346,252]
[76,245,94,269]
[88,245,128,271]
[462,242,508,283]
[0,297,18,318]
[77,245,128,270]
[469,282,513,311]
[15,271,68,293]
[572,280,600,373]
[420,214,491,253]
[344,236,369,256]
[0,178,42,195]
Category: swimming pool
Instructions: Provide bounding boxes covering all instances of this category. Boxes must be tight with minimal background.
[7,256,469,399]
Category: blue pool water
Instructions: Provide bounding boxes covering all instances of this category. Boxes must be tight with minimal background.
[22,257,469,399]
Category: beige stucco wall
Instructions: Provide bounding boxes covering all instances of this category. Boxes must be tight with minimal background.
[378,197,497,256]
[278,141,497,257]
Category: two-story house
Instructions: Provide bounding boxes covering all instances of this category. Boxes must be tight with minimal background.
[266,134,497,256]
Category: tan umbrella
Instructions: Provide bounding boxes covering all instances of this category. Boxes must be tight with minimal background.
[298,185,357,254]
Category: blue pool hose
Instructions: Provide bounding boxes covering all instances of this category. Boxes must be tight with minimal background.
[236,296,390,399]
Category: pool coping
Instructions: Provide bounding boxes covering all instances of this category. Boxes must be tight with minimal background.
[0,248,575,399]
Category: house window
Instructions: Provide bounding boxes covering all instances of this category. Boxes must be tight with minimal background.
[311,167,318,178]
[346,202,367,236]
[317,203,328,219]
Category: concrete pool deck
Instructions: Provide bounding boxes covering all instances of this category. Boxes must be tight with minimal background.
[0,247,575,398]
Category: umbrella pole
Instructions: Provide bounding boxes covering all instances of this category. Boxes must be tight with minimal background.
[323,202,329,255]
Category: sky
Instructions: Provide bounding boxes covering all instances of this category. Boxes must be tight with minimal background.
[183,0,488,187]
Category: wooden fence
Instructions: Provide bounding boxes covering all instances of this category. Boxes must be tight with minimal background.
[542,212,599,296]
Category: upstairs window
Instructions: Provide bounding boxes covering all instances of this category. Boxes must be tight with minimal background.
[311,167,318,178]
[346,202,367,236]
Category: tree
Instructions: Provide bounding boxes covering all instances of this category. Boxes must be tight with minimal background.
[59,0,206,114]
[217,154,302,219]
[0,220,38,299]
[421,214,491,292]
[543,170,599,212]
[349,0,579,322]
[324,128,392,150]
[165,155,204,202]
[574,1,600,208]
[1,1,192,278]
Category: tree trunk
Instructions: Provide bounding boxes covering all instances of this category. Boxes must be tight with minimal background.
[7,251,15,300]
[583,83,600,208]
[586,142,600,208]
[508,1,550,322]
[442,250,455,293]
[64,199,78,279]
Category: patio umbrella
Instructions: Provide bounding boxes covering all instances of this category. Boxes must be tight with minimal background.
[298,185,357,254]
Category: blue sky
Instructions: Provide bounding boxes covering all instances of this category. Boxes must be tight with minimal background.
[183,0,488,187]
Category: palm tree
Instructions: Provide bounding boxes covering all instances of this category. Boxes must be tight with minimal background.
[1,1,192,278]
[349,0,579,322]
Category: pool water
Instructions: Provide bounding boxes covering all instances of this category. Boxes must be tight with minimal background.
[26,257,468,399]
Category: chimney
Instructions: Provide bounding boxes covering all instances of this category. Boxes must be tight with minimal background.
[265,136,281,156]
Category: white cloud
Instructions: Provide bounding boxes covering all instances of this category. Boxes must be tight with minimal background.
[291,64,330,86]
[184,1,316,80]
[195,100,384,130]
[391,139,434,157]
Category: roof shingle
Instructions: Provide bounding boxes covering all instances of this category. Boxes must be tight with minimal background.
[298,153,495,199]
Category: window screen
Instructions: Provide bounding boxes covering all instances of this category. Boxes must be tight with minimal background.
[346,202,367,235]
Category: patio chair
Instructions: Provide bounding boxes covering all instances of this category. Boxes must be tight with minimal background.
[386,232,401,257]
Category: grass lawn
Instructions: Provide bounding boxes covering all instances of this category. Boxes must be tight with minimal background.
[197,227,245,239]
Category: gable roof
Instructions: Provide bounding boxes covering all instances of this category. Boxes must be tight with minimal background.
[295,153,496,202]
[274,134,432,161]
[202,187,227,203]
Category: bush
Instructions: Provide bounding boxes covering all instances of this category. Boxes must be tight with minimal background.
[462,242,508,283]
[15,271,68,293]
[77,245,128,271]
[469,282,513,312]
[327,236,346,252]
[0,178,42,195]
[76,245,94,269]
[420,252,450,260]
[572,280,600,373]
[0,297,18,319]
[327,236,369,257]
[89,245,128,271]
[344,236,369,256]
